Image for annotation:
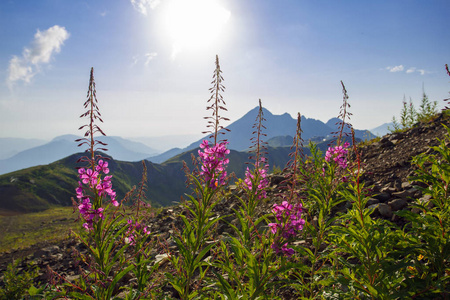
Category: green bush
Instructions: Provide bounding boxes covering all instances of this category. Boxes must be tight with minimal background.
[0,259,39,300]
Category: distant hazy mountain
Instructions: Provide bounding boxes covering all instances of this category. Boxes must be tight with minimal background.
[147,148,184,164]
[326,117,377,141]
[129,134,203,152]
[370,123,394,137]
[147,107,377,163]
[0,138,47,159]
[266,135,294,148]
[0,135,159,175]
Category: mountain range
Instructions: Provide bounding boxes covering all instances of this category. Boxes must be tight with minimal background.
[0,107,378,175]
[0,135,159,175]
[0,105,381,213]
[147,107,376,163]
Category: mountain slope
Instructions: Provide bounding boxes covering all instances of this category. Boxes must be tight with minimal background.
[0,142,299,213]
[0,152,186,212]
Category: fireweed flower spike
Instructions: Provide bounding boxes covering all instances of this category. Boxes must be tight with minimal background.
[243,164,269,199]
[269,201,305,256]
[198,140,230,188]
[325,142,350,169]
[166,56,231,299]
[237,99,270,222]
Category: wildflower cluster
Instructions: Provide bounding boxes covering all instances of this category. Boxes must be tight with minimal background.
[76,160,118,230]
[125,219,151,245]
[325,142,349,169]
[269,201,305,256]
[198,140,230,189]
[243,159,269,199]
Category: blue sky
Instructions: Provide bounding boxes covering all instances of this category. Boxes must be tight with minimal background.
[0,0,449,141]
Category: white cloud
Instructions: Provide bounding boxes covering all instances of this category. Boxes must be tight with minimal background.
[130,52,158,66]
[386,65,429,75]
[131,55,139,66]
[406,67,427,75]
[130,0,161,15]
[8,56,34,83]
[386,65,404,72]
[145,52,158,65]
[7,25,69,87]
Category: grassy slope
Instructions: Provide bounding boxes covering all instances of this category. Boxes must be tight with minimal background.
[0,207,79,252]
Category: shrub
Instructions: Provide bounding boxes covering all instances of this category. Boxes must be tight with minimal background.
[0,259,39,300]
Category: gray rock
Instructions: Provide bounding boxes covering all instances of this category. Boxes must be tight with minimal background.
[368,203,392,218]
[401,181,412,189]
[366,198,379,207]
[373,192,391,203]
[392,188,418,199]
[377,203,393,218]
[388,198,407,211]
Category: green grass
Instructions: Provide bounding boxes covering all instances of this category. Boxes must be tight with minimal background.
[0,207,80,253]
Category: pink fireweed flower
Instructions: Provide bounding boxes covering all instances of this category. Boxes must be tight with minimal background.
[271,242,295,257]
[325,142,350,169]
[125,219,151,245]
[78,198,104,231]
[95,159,110,174]
[198,140,230,189]
[76,161,119,231]
[243,162,269,199]
[96,175,117,205]
[79,168,99,187]
[76,181,84,199]
[269,201,305,256]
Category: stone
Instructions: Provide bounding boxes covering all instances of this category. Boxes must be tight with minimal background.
[388,198,407,211]
[377,203,393,218]
[401,181,412,189]
[369,203,392,218]
[392,188,418,199]
[366,198,379,207]
[373,192,391,203]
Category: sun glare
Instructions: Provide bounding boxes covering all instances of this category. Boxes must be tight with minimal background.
[162,0,231,58]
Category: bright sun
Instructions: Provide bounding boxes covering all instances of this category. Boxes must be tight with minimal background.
[162,0,231,58]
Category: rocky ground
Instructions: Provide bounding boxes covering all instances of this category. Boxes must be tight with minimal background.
[1,113,449,298]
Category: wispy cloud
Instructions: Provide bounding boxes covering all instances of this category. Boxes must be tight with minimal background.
[385,65,428,75]
[7,25,69,87]
[145,52,158,65]
[130,0,161,15]
[406,67,427,75]
[386,65,404,72]
[131,52,158,66]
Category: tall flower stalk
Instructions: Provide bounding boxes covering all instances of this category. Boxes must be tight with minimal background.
[50,68,141,299]
[167,55,230,299]
[331,81,352,147]
[204,55,230,145]
[241,99,269,217]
